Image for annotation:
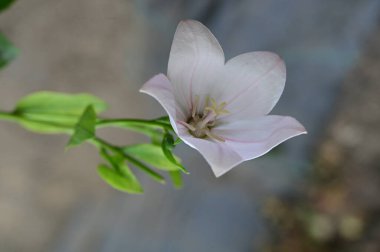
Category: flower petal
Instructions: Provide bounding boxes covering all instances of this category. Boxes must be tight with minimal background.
[168,20,225,114]
[177,126,243,177]
[215,52,286,121]
[213,115,306,161]
[140,74,185,133]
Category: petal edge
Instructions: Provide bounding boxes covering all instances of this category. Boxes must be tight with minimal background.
[140,74,183,133]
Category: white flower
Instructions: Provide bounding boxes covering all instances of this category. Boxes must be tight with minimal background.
[140,20,306,177]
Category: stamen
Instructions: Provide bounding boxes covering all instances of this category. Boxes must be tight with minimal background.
[210,98,217,109]
[198,110,216,129]
[178,121,196,131]
[208,121,216,127]
[186,96,229,141]
[206,130,225,142]
[204,100,230,117]
[192,95,199,118]
[205,95,210,107]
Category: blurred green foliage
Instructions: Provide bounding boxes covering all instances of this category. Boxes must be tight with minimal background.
[67,105,96,147]
[0,0,15,12]
[0,0,187,193]
[0,32,18,69]
[0,0,17,69]
[0,91,187,194]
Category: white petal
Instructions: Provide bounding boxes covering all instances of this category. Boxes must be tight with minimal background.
[177,126,243,177]
[213,115,307,160]
[168,20,225,114]
[140,74,185,133]
[214,52,286,121]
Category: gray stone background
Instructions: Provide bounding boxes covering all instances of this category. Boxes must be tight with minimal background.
[0,0,380,251]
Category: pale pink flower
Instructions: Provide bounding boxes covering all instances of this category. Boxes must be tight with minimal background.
[140,20,307,177]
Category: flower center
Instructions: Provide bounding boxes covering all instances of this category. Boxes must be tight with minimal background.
[180,96,229,142]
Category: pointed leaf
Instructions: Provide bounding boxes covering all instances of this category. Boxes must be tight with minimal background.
[13,119,73,134]
[123,144,183,172]
[169,171,183,189]
[100,147,166,184]
[67,105,96,148]
[14,91,107,133]
[99,149,145,193]
[97,164,143,194]
[161,133,188,173]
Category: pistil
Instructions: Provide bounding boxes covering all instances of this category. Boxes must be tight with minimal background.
[180,97,229,141]
[198,109,217,129]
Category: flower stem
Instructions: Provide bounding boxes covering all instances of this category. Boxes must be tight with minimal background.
[97,118,172,130]
[90,138,166,184]
[0,111,19,123]
[0,110,169,185]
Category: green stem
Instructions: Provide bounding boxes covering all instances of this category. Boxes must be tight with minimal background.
[0,110,173,134]
[97,118,172,130]
[0,110,73,133]
[90,138,165,184]
[123,152,166,184]
[0,111,19,123]
[0,110,169,184]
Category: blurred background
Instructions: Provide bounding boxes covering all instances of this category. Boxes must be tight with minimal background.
[1,0,380,251]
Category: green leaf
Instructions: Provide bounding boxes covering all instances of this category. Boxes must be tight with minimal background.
[123,143,182,172]
[13,119,73,134]
[123,152,166,184]
[97,164,143,194]
[169,171,183,189]
[173,137,182,146]
[99,149,144,193]
[14,91,107,133]
[96,120,165,139]
[114,122,162,139]
[154,116,171,126]
[67,105,96,148]
[161,133,188,173]
[0,32,18,69]
[100,146,166,184]
[0,0,16,13]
